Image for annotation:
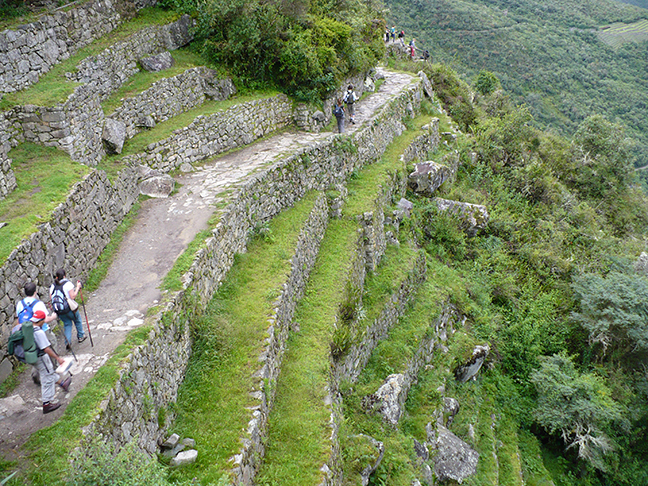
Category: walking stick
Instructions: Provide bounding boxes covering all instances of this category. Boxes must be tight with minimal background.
[79,288,94,347]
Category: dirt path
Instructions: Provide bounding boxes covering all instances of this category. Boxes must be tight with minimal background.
[0,68,415,460]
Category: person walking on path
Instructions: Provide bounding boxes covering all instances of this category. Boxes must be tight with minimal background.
[333,98,346,133]
[391,26,396,43]
[409,38,416,58]
[50,268,86,348]
[12,285,71,414]
[398,29,405,46]
[343,85,358,125]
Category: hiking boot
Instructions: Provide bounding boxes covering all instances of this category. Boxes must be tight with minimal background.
[78,335,87,344]
[59,376,71,392]
[43,401,61,414]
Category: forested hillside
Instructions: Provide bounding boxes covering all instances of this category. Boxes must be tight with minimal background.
[384,0,648,168]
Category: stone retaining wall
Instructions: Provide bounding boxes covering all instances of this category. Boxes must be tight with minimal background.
[0,113,17,198]
[231,193,330,485]
[109,67,233,139]
[402,118,440,164]
[80,74,423,473]
[4,15,194,168]
[333,252,427,385]
[0,165,141,382]
[0,0,139,95]
[121,94,294,172]
[67,15,193,102]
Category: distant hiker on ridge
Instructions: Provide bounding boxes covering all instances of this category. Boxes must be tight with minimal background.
[50,268,86,349]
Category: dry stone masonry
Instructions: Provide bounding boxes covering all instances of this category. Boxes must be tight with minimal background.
[0,0,141,95]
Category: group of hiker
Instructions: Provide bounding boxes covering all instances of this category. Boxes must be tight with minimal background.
[333,84,358,134]
[8,268,88,414]
[384,25,430,62]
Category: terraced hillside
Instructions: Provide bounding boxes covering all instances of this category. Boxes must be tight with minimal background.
[598,19,648,46]
[4,2,646,486]
[0,3,509,485]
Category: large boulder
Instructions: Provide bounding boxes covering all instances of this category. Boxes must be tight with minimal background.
[408,161,452,197]
[140,51,175,72]
[435,198,489,237]
[139,174,175,198]
[418,71,434,100]
[102,119,127,154]
[431,425,479,483]
[634,252,648,276]
[165,14,194,50]
[454,344,490,383]
[362,373,407,425]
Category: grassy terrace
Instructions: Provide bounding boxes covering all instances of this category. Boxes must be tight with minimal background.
[0,7,180,110]
[0,143,89,263]
[167,192,321,485]
[257,218,358,486]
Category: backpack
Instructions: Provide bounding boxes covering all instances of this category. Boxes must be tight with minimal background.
[344,92,355,105]
[51,280,70,314]
[333,105,344,119]
[17,299,37,324]
[8,323,41,365]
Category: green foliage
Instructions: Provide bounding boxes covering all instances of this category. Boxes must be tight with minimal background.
[571,271,648,359]
[187,0,384,101]
[0,0,27,21]
[530,354,625,471]
[67,438,171,486]
[474,70,500,96]
[384,0,648,166]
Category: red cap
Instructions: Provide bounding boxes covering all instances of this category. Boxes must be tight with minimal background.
[30,310,46,322]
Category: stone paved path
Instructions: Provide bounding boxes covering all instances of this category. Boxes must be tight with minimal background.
[0,67,415,460]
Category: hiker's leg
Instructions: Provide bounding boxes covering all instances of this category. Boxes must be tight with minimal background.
[72,310,84,339]
[36,355,59,404]
[58,312,73,345]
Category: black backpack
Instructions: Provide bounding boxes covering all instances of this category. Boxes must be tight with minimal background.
[51,280,71,314]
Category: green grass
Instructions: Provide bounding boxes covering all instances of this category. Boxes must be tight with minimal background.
[0,363,25,399]
[101,49,208,115]
[0,7,180,110]
[257,218,359,486]
[99,90,281,170]
[161,228,212,291]
[343,113,432,217]
[83,201,142,293]
[0,143,89,264]
[168,192,321,485]
[6,326,152,486]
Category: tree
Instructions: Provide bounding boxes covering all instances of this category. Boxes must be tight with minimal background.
[474,70,500,96]
[531,354,624,471]
[571,271,648,357]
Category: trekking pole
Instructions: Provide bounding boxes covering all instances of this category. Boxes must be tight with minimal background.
[62,333,78,363]
[79,288,94,347]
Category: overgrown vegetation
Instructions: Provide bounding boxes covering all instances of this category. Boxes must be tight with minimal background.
[159,0,385,101]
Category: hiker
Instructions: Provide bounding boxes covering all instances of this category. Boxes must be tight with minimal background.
[17,281,59,384]
[11,310,72,414]
[422,49,430,61]
[409,38,416,58]
[391,26,396,43]
[343,85,358,125]
[333,98,346,133]
[50,268,86,348]
[398,30,405,46]
[385,27,390,43]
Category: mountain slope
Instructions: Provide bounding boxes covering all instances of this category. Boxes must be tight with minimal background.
[385,0,648,166]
